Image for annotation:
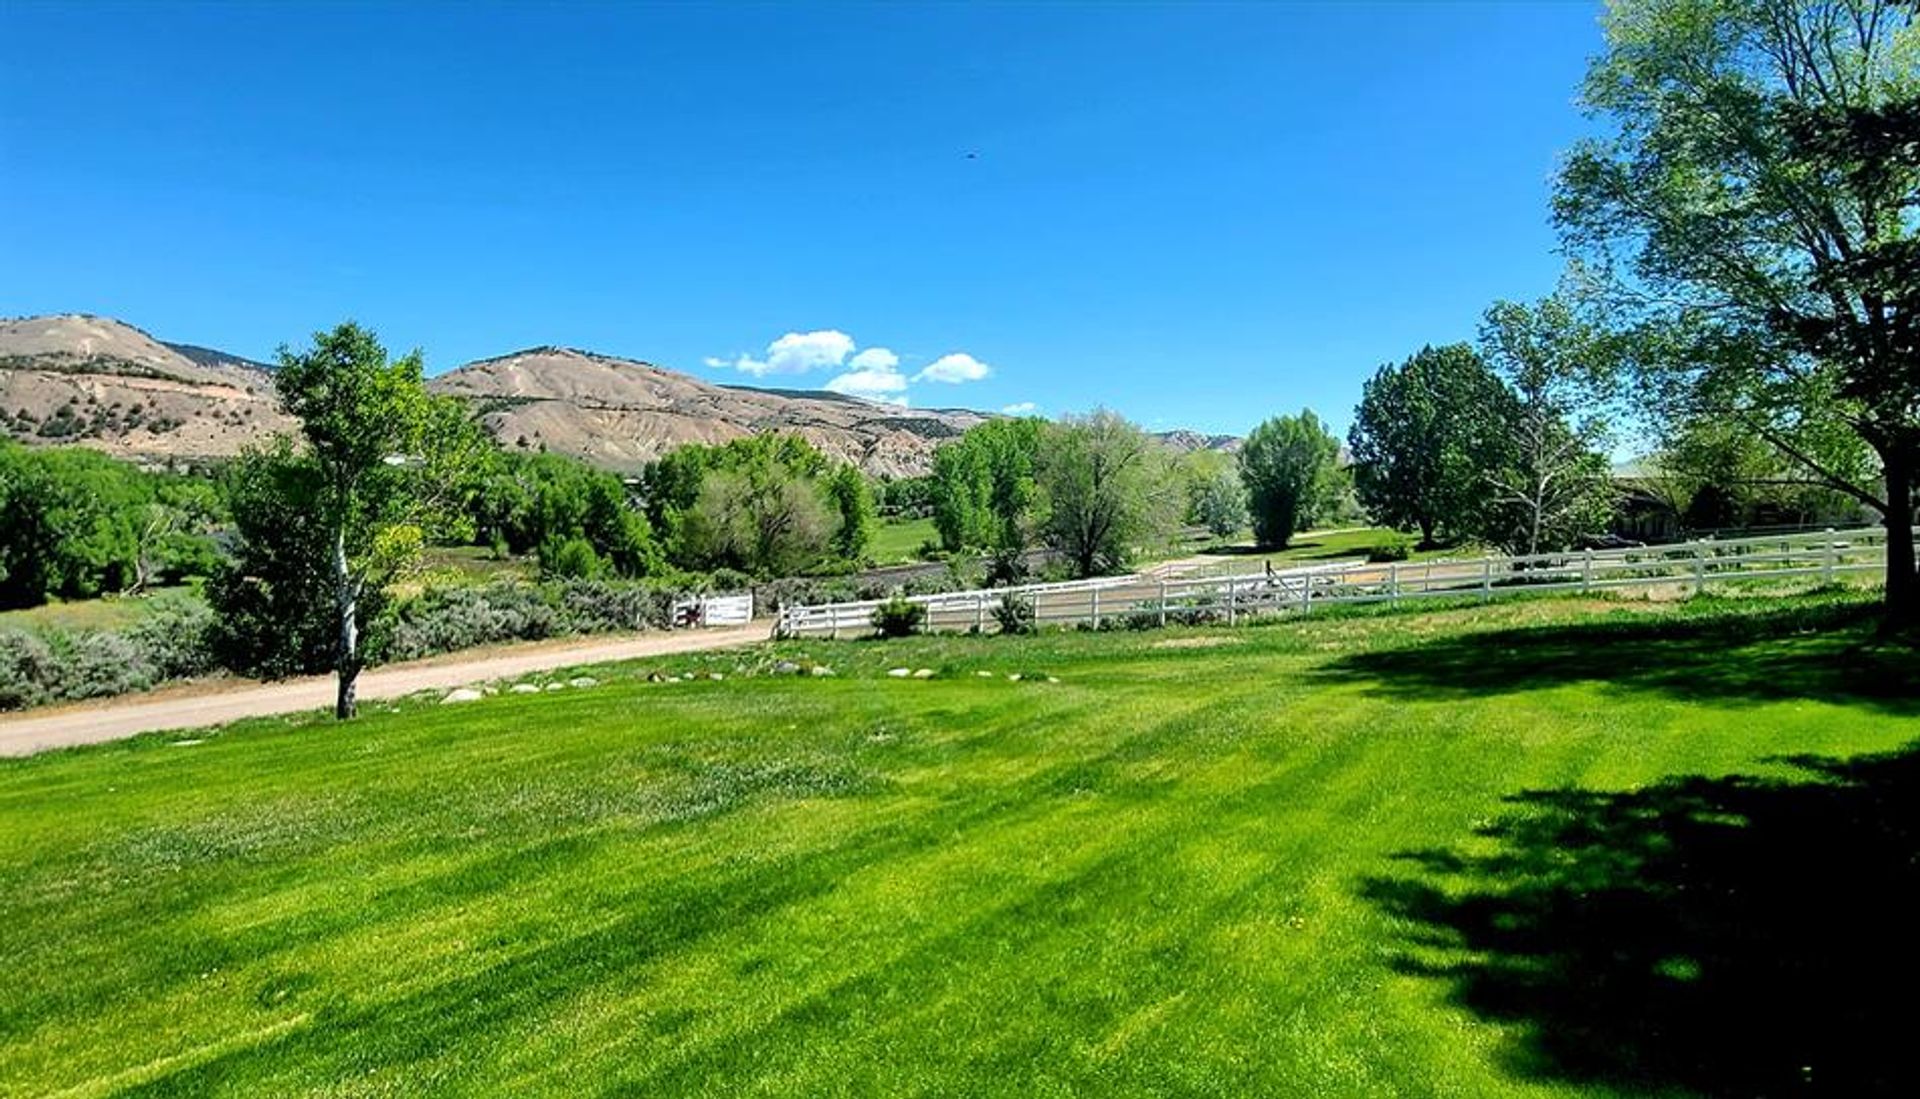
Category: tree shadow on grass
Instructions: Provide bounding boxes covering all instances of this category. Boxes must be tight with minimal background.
[1363,743,1920,1097]
[1318,599,1920,714]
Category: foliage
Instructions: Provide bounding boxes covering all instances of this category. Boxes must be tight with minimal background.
[231,322,489,715]
[930,417,1046,559]
[1178,450,1249,538]
[539,536,607,580]
[1348,344,1514,547]
[1475,298,1619,554]
[1367,536,1413,563]
[206,441,369,680]
[470,451,660,577]
[1238,410,1344,548]
[1555,0,1920,615]
[868,593,926,638]
[990,591,1036,635]
[0,441,223,609]
[873,474,935,518]
[0,598,219,711]
[1038,410,1180,577]
[642,434,857,577]
[824,464,875,564]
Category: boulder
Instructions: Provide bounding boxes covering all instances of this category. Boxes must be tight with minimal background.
[441,688,484,704]
[809,665,835,677]
[773,660,803,676]
[912,669,935,679]
[568,677,598,689]
[509,683,541,695]
[887,667,912,678]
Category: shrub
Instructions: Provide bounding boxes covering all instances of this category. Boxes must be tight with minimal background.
[552,579,672,633]
[540,536,605,580]
[0,631,57,710]
[124,600,218,680]
[383,583,562,663]
[1367,536,1412,563]
[870,594,926,638]
[58,632,155,700]
[991,592,1036,635]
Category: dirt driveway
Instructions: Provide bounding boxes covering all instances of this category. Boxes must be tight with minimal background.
[0,626,767,758]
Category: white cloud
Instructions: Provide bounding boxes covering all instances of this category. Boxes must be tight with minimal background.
[730,329,857,377]
[825,348,910,405]
[825,366,909,404]
[702,356,728,369]
[915,352,992,384]
[848,346,899,371]
[1001,401,1039,415]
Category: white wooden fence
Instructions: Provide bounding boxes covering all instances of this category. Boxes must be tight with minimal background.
[775,526,1910,639]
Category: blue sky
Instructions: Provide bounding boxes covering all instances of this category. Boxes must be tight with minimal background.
[1,1,1604,436]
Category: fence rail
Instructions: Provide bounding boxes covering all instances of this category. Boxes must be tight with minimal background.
[775,526,1910,638]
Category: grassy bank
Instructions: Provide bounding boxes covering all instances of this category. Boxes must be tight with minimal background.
[2,592,1914,1096]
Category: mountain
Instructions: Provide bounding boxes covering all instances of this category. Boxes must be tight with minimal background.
[0,314,293,461]
[1154,429,1241,455]
[427,346,988,478]
[0,317,988,476]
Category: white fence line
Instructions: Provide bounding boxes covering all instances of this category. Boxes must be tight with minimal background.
[775,526,1911,638]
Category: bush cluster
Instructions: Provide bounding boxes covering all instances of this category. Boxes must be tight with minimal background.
[0,601,220,711]
[380,579,677,663]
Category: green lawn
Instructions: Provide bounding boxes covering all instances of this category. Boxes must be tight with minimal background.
[3,592,1915,1096]
[869,515,938,565]
[0,584,201,633]
[1185,525,1473,570]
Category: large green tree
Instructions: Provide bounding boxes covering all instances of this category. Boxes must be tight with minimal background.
[1238,410,1344,549]
[1038,410,1179,577]
[1348,344,1513,547]
[1556,0,1919,618]
[1477,299,1619,555]
[254,322,486,718]
[929,417,1045,579]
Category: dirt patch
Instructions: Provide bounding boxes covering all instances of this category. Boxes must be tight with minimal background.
[1151,636,1246,650]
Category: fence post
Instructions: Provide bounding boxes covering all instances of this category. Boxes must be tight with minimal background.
[1227,577,1238,626]
[1693,549,1706,595]
[1823,537,1836,585]
[1159,579,1168,627]
[1581,550,1593,594]
[1090,587,1101,630]
[976,593,986,633]
[1482,559,1492,602]
[1388,562,1399,607]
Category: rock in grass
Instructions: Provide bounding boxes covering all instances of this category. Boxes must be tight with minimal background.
[809,666,834,677]
[708,672,725,681]
[1046,676,1060,684]
[568,677,598,689]
[912,669,936,679]
[887,668,912,678]
[975,670,994,678]
[773,660,802,676]
[1007,673,1022,681]
[509,684,541,695]
[544,683,566,692]
[441,688,484,704]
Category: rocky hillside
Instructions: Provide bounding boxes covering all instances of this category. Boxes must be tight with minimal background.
[0,315,293,462]
[426,346,987,477]
[0,317,988,476]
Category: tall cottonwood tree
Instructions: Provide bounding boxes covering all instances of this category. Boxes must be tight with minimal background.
[1348,344,1513,547]
[1478,299,1618,555]
[1556,0,1919,618]
[1039,410,1178,577]
[1238,410,1343,549]
[269,322,486,718]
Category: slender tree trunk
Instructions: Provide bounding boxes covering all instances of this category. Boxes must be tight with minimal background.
[1883,449,1917,627]
[1417,517,1435,549]
[333,527,360,720]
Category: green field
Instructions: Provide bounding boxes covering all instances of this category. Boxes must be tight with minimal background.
[1178,525,1472,570]
[869,515,939,565]
[2,592,1914,1096]
[0,584,201,633]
